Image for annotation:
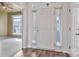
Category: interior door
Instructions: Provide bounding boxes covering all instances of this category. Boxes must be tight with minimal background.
[32,8,56,50]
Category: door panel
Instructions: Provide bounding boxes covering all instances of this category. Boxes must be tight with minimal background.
[73,8,79,48]
[35,8,56,49]
[75,8,79,48]
[71,7,79,56]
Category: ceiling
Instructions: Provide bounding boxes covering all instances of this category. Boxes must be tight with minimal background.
[0,2,24,12]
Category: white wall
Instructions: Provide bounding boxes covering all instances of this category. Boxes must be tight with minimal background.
[22,2,71,53]
[22,3,33,48]
[22,3,28,48]
[69,3,79,56]
[31,2,71,52]
[31,2,62,10]
[61,3,71,52]
[0,10,7,36]
[31,3,63,50]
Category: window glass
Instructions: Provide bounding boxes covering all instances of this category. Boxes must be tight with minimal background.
[12,15,22,34]
[55,9,62,47]
[32,10,37,48]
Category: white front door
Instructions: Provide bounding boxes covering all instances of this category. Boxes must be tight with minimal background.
[32,7,62,50]
[32,7,56,50]
[36,8,56,50]
[71,7,79,56]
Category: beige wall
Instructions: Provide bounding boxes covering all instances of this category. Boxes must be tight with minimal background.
[0,9,21,36]
[7,12,22,36]
[0,10,7,36]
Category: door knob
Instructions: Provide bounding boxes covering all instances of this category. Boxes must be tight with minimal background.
[76,33,79,35]
[77,28,79,30]
[37,29,39,32]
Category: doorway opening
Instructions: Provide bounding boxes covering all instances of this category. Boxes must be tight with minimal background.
[0,2,23,57]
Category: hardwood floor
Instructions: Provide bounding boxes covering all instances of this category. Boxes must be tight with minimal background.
[14,48,70,57]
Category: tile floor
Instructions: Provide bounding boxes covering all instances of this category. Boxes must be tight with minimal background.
[0,37,22,57]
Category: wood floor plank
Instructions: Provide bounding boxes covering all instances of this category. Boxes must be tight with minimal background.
[14,48,70,57]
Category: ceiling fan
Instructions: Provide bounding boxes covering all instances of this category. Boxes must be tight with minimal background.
[0,2,22,12]
[0,2,13,10]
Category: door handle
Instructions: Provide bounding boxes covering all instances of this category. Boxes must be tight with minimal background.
[37,29,39,32]
[76,33,79,35]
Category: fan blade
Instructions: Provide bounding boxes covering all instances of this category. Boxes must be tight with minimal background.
[6,6,13,9]
[0,2,5,6]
